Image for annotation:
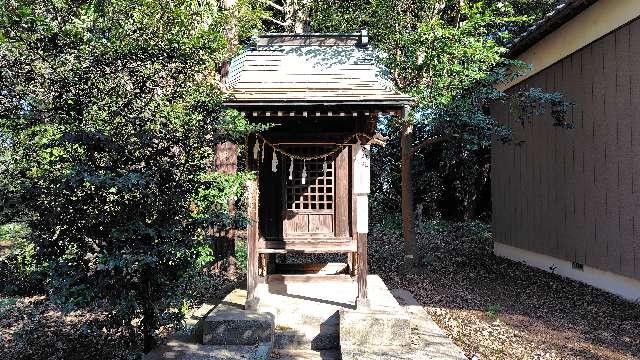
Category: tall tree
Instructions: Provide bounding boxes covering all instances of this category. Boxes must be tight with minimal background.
[308,0,571,268]
[0,0,265,352]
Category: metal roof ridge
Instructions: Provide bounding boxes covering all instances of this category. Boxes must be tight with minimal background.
[259,32,362,37]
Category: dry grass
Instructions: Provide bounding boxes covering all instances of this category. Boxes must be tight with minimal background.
[370,222,640,360]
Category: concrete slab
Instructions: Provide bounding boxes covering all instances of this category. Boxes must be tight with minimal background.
[270,348,341,359]
[340,289,467,359]
[255,276,355,351]
[255,275,412,352]
[338,276,411,348]
[391,289,467,360]
[339,308,411,348]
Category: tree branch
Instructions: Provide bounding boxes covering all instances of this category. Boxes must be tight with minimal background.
[259,0,284,12]
[262,15,288,27]
[410,135,449,157]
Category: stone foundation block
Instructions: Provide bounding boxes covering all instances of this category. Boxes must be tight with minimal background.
[202,289,274,346]
[203,308,274,345]
[339,307,411,348]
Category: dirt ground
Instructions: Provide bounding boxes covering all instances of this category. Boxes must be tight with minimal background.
[1,222,639,359]
[370,222,640,360]
[0,273,239,360]
[0,295,140,360]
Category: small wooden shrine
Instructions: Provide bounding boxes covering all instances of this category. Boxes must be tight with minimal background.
[224,32,412,309]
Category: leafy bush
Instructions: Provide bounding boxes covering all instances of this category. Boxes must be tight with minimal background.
[0,0,265,352]
[0,297,18,318]
[235,238,248,272]
[0,223,46,295]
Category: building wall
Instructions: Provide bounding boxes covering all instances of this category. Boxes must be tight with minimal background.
[492,17,640,282]
[498,0,640,91]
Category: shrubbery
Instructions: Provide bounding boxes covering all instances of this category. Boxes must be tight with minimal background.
[0,223,46,295]
[0,0,265,352]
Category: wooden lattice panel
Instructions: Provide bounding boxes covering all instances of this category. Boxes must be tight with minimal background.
[281,145,338,237]
[284,146,335,212]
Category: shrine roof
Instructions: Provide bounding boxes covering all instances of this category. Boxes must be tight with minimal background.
[223,32,413,109]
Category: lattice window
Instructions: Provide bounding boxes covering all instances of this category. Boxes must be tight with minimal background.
[283,146,335,211]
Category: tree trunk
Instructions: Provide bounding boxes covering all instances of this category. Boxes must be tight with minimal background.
[401,114,416,271]
[141,271,157,353]
[212,141,238,272]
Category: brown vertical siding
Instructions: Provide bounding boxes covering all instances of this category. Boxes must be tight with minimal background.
[493,17,640,280]
[631,20,640,277]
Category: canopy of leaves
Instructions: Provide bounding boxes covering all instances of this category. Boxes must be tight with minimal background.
[309,0,571,221]
[0,0,264,351]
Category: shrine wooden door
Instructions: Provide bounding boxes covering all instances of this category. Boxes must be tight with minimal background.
[282,145,342,238]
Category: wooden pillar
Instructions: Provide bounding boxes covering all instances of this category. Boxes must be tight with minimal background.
[354,142,370,308]
[245,177,259,310]
[356,233,368,307]
[400,106,416,271]
[245,135,260,311]
[347,252,357,276]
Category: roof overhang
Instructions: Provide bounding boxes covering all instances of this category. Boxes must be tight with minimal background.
[508,0,598,58]
[500,0,640,90]
[224,99,411,108]
[256,32,368,47]
[223,32,413,111]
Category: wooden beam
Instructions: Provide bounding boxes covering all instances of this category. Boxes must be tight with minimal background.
[352,140,370,308]
[258,239,356,253]
[347,252,355,276]
[267,274,354,284]
[241,109,405,118]
[410,135,449,157]
[274,262,349,275]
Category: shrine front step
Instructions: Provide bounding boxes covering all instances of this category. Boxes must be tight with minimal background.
[270,348,342,360]
[202,289,274,346]
[273,315,340,350]
[257,275,412,353]
[339,307,411,348]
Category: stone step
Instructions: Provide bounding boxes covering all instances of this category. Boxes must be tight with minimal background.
[202,289,275,346]
[274,310,340,328]
[274,322,340,350]
[270,348,341,360]
[146,338,272,360]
